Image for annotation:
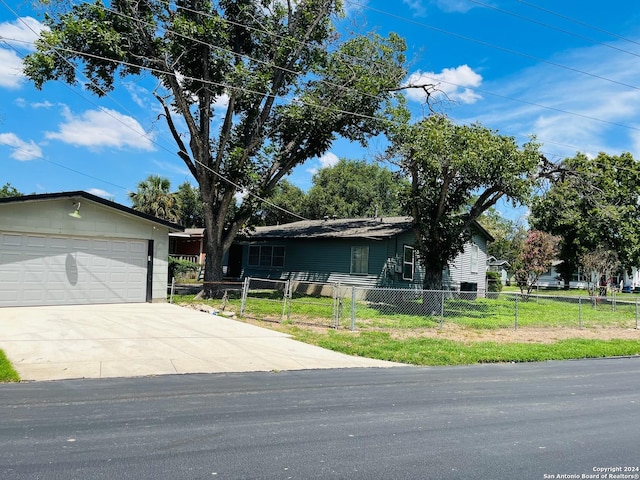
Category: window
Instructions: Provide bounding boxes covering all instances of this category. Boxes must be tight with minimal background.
[248,245,285,267]
[402,245,414,281]
[351,246,369,274]
[470,243,478,273]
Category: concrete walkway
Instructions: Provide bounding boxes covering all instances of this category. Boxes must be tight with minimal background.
[0,303,403,381]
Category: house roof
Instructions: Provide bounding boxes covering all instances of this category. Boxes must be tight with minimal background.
[243,216,494,242]
[169,228,205,238]
[0,191,183,231]
[244,217,414,240]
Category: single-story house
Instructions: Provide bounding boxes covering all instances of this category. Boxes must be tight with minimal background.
[169,228,206,265]
[487,256,510,286]
[230,216,493,292]
[0,191,181,307]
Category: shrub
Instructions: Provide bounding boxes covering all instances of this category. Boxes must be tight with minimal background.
[169,257,200,281]
[486,271,503,293]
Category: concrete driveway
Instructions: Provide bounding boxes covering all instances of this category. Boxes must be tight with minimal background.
[0,303,402,381]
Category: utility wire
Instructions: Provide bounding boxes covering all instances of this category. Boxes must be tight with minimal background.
[517,0,640,48]
[346,0,640,92]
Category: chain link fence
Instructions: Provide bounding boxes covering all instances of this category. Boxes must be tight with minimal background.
[239,277,640,332]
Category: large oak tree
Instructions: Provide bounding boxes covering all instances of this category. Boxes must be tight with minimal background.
[387,114,543,290]
[25,0,408,295]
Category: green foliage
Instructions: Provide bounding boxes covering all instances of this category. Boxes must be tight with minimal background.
[531,152,640,284]
[169,258,200,280]
[129,174,179,222]
[288,330,640,366]
[0,183,22,198]
[174,181,204,228]
[388,114,542,289]
[479,208,526,274]
[303,158,409,219]
[486,271,503,293]
[259,180,306,225]
[24,1,409,292]
[0,350,20,382]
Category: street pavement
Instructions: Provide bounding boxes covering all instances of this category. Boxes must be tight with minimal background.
[1,358,639,479]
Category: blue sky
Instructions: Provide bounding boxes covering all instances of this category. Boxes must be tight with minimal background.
[1,0,640,224]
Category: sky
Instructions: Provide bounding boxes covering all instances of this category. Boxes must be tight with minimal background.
[1,0,640,224]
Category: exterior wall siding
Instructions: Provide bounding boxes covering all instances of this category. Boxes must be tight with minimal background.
[237,226,489,292]
[0,198,172,302]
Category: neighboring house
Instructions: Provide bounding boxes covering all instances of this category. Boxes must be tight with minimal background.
[229,216,493,293]
[487,256,510,286]
[0,191,181,307]
[169,228,206,265]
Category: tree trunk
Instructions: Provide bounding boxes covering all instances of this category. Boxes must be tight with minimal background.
[421,261,446,316]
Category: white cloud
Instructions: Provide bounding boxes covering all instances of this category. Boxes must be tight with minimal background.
[405,65,483,104]
[318,152,339,168]
[153,159,190,176]
[402,0,427,16]
[0,49,25,89]
[45,107,155,151]
[87,188,113,199]
[0,17,47,89]
[461,40,640,160]
[434,0,476,14]
[0,17,46,49]
[0,132,43,161]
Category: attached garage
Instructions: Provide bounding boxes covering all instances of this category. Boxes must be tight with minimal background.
[0,191,181,307]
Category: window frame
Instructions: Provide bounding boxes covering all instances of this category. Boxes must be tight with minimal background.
[402,245,414,281]
[350,245,369,275]
[470,243,478,274]
[247,245,285,268]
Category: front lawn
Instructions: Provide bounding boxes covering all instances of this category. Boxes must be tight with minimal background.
[288,328,640,366]
[0,350,19,382]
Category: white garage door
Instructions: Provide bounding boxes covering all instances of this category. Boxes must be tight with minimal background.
[0,233,148,307]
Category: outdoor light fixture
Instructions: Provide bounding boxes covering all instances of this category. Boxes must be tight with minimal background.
[68,202,82,219]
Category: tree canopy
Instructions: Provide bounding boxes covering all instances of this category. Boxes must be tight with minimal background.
[0,183,22,198]
[129,174,179,222]
[388,114,543,290]
[25,0,409,295]
[530,152,640,286]
[303,158,408,220]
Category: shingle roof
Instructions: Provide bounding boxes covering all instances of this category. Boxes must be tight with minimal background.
[244,217,414,240]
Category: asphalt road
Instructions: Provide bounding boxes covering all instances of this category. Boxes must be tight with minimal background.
[1,358,639,480]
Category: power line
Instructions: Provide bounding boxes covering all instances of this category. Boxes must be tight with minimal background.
[2,2,638,204]
[20,0,640,137]
[516,0,640,48]
[346,0,640,92]
[466,0,640,60]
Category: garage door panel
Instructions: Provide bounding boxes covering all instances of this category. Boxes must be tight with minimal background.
[0,234,148,307]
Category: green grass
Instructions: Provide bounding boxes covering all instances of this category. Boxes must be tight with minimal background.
[173,292,640,366]
[175,291,640,330]
[288,329,640,366]
[0,350,19,382]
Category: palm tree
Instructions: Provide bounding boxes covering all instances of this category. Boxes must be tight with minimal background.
[129,175,179,222]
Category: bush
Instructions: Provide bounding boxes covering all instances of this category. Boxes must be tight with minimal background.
[169,257,200,281]
[486,271,503,293]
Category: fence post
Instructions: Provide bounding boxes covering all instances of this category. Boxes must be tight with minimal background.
[280,279,290,322]
[169,277,175,304]
[351,287,356,332]
[240,277,249,316]
[578,296,582,329]
[439,290,445,329]
[636,299,639,330]
[514,294,519,330]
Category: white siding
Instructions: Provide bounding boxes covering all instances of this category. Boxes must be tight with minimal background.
[0,197,173,305]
